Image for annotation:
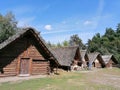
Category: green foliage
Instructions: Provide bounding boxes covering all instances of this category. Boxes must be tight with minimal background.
[69,34,82,46]
[0,12,18,43]
[88,23,120,63]
[47,34,86,49]
[47,40,69,47]
[57,42,62,47]
[47,41,57,48]
[63,40,69,46]
[69,34,86,49]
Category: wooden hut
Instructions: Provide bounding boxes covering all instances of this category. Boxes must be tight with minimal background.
[102,55,118,68]
[88,52,105,69]
[0,27,59,77]
[80,50,89,68]
[51,46,82,71]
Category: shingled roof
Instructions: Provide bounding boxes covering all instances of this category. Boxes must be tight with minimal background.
[51,46,79,66]
[102,55,118,64]
[0,27,60,66]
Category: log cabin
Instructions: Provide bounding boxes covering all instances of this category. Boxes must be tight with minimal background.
[51,46,82,71]
[88,52,105,69]
[102,55,118,68]
[0,27,59,77]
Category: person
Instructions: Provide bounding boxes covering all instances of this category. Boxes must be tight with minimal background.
[88,61,92,70]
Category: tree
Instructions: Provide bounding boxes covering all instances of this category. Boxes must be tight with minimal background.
[104,28,115,41]
[47,41,52,47]
[87,24,120,63]
[62,40,69,46]
[69,34,82,46]
[116,23,120,33]
[57,42,62,47]
[0,12,18,43]
[87,33,102,53]
[116,23,120,38]
[69,34,86,49]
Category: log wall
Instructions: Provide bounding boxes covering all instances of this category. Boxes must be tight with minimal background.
[0,34,50,77]
[32,60,49,75]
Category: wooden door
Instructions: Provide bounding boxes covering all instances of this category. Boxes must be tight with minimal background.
[20,58,30,74]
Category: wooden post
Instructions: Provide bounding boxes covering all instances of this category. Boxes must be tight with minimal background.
[67,66,69,72]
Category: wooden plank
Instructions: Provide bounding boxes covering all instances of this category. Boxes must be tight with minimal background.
[32,64,49,66]
[3,68,16,70]
[0,74,16,77]
[32,61,48,63]
[4,72,16,74]
[32,68,48,70]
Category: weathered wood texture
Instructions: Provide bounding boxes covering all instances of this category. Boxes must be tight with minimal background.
[0,34,50,77]
[0,57,17,77]
[72,48,82,66]
[94,62,101,68]
[92,55,105,68]
[106,59,117,67]
[32,60,49,75]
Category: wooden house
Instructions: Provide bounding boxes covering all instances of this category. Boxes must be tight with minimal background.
[0,27,59,77]
[80,50,89,68]
[51,46,82,71]
[88,52,105,69]
[102,55,118,68]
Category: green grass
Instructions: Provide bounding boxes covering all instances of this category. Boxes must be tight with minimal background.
[0,68,120,90]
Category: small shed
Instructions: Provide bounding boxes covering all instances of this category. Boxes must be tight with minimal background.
[88,52,105,69]
[102,55,118,68]
[51,46,82,71]
[0,27,59,77]
[80,50,89,68]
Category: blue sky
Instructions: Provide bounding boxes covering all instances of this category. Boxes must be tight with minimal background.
[0,0,120,44]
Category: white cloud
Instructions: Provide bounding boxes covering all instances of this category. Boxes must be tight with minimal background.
[41,29,76,34]
[83,20,93,26]
[42,31,95,44]
[44,25,52,30]
[41,17,97,35]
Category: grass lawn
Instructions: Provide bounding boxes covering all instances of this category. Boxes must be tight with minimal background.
[0,68,120,90]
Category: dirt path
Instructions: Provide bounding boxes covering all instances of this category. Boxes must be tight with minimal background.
[84,68,120,88]
[91,73,120,88]
[0,75,47,83]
